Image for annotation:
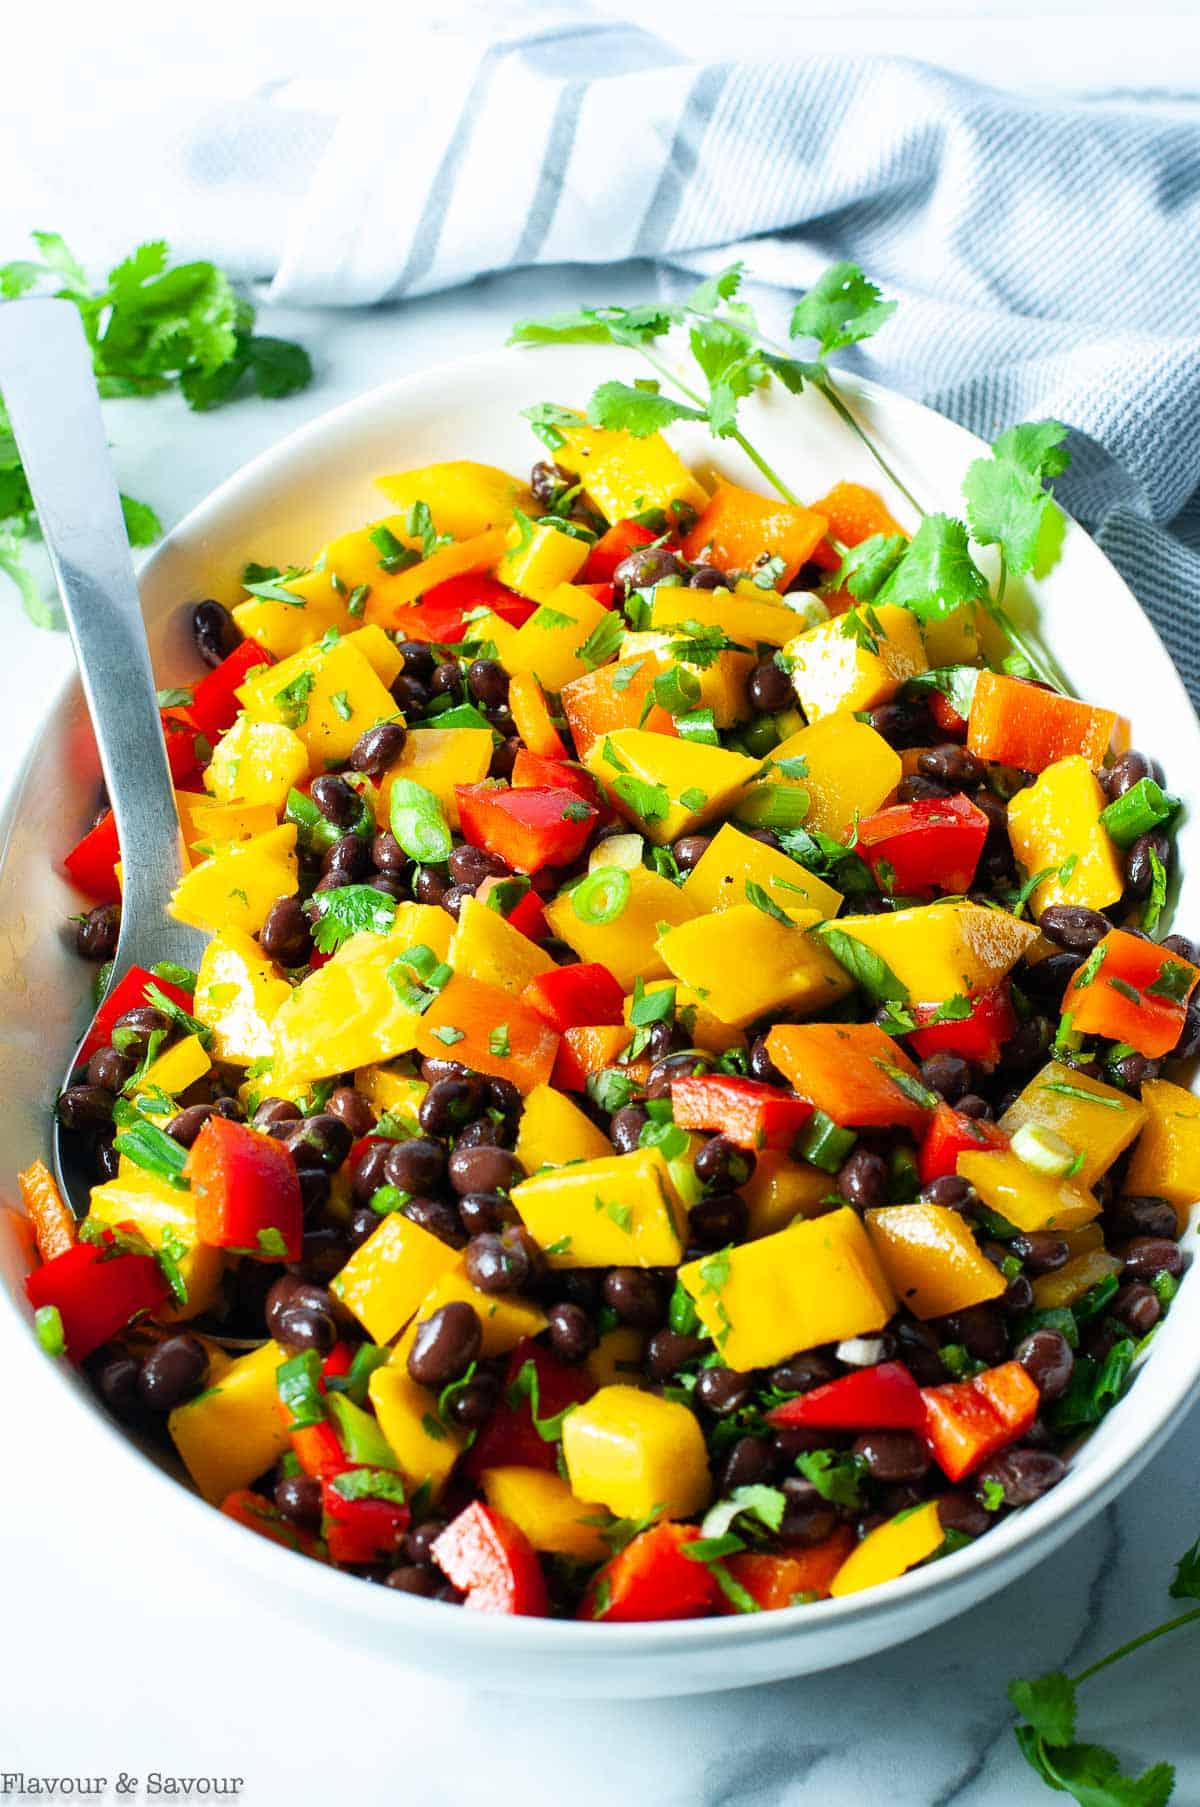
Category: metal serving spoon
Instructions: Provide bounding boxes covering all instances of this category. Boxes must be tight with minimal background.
[0,299,208,1207]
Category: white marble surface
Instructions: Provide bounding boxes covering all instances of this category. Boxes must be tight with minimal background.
[4,55,1200,1803]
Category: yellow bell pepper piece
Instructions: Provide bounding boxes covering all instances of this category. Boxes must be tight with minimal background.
[1006,756,1124,917]
[488,583,611,691]
[448,894,555,996]
[957,1149,1100,1233]
[480,1466,608,1561]
[561,1385,712,1521]
[647,585,800,648]
[1031,1247,1123,1311]
[236,638,398,771]
[168,1340,291,1504]
[784,604,927,721]
[270,945,421,1084]
[88,1166,224,1322]
[375,726,493,830]
[738,715,902,842]
[618,631,754,728]
[555,417,709,525]
[233,570,360,662]
[204,717,309,810]
[498,520,590,600]
[656,904,853,1029]
[176,793,278,861]
[368,1364,465,1499]
[921,602,986,668]
[514,1082,614,1172]
[621,979,747,1057]
[586,1326,646,1389]
[741,1155,838,1239]
[168,824,297,939]
[129,1032,211,1105]
[342,623,404,688]
[1000,1059,1147,1191]
[1123,1077,1200,1228]
[394,1261,547,1361]
[828,1500,944,1598]
[331,1212,461,1344]
[866,1203,1006,1319]
[194,928,292,1066]
[353,1065,428,1128]
[586,728,760,846]
[374,460,534,539]
[683,821,842,920]
[679,1206,896,1370]
[545,864,696,991]
[828,899,1039,1000]
[510,1147,685,1268]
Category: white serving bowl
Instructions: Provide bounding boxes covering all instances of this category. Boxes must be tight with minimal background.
[1,345,1197,1698]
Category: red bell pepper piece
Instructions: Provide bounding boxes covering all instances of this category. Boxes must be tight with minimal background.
[25,1232,169,1362]
[456,783,597,874]
[1064,929,1200,1059]
[855,793,990,897]
[63,811,122,905]
[579,519,659,584]
[322,1341,355,1382]
[432,1502,548,1615]
[321,1473,410,1565]
[921,1361,1040,1481]
[511,747,601,805]
[220,1489,326,1560]
[161,706,209,782]
[670,1073,814,1152]
[719,1527,856,1610]
[577,581,617,610]
[579,1522,716,1623]
[288,1417,349,1481]
[907,981,1017,1067]
[930,690,968,739]
[463,1338,595,1478]
[77,965,196,1065]
[766,1361,926,1432]
[506,888,550,943]
[519,962,626,1033]
[918,1102,1009,1185]
[187,638,273,739]
[184,1116,303,1262]
[393,574,536,645]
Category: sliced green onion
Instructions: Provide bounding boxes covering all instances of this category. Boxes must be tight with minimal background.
[798,1109,856,1173]
[735,785,812,831]
[675,708,720,746]
[389,778,453,863]
[1099,776,1179,847]
[1010,1121,1077,1177]
[571,866,632,925]
[588,832,644,873]
[285,787,340,853]
[34,1304,65,1358]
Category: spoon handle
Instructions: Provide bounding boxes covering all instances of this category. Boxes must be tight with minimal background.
[0,299,196,978]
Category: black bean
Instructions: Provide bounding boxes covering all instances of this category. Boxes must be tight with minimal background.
[191,598,242,667]
[769,1351,838,1395]
[310,773,361,828]
[1017,1328,1075,1400]
[1106,750,1158,799]
[284,1114,352,1172]
[275,1473,323,1528]
[436,884,470,920]
[76,903,121,962]
[672,835,713,872]
[923,1175,974,1212]
[111,1005,172,1059]
[368,831,408,878]
[350,721,407,778]
[447,1144,523,1198]
[445,1370,502,1430]
[866,699,936,749]
[138,1334,208,1411]
[636,1021,677,1065]
[254,1096,303,1133]
[383,1137,448,1194]
[404,1518,447,1566]
[464,1227,542,1295]
[779,1478,839,1545]
[687,1193,748,1250]
[1011,1231,1069,1274]
[1112,1281,1162,1337]
[391,674,431,717]
[917,744,984,790]
[546,1301,596,1364]
[490,736,521,782]
[603,1268,666,1330]
[384,1565,440,1597]
[687,564,726,590]
[852,1430,930,1482]
[694,1364,755,1415]
[322,834,370,885]
[165,1103,219,1148]
[937,1490,991,1538]
[748,1035,785,1086]
[1120,1236,1184,1281]
[466,660,509,710]
[428,659,462,701]
[1172,1001,1200,1065]
[447,843,510,891]
[612,545,681,596]
[403,1196,468,1248]
[454,1116,509,1151]
[641,1329,704,1381]
[259,896,312,966]
[415,1079,480,1141]
[324,1086,375,1139]
[1021,950,1084,1005]
[86,1045,133,1094]
[602,1106,648,1158]
[896,774,950,803]
[530,460,575,506]
[996,1016,1052,1079]
[345,1204,381,1248]
[919,1052,973,1104]
[694,1135,756,1191]
[454,1191,507,1238]
[407,1302,482,1388]
[94,1352,143,1422]
[1125,831,1169,902]
[1110,1052,1160,1094]
[1037,904,1111,953]
[1162,933,1200,965]
[836,1148,890,1210]
[719,1436,777,1494]
[936,1302,1008,1366]
[57,1084,115,1133]
[484,1077,523,1123]
[275,1301,338,1355]
[975,1446,1066,1507]
[1105,1196,1178,1242]
[748,659,793,714]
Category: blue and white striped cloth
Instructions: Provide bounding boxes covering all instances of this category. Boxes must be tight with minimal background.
[9,7,1199,699]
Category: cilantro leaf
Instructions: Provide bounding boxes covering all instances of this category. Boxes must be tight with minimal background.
[1009,1672,1077,1747]
[836,532,909,602]
[310,884,398,954]
[789,262,897,358]
[879,513,988,622]
[817,925,908,1004]
[586,380,706,439]
[1169,1535,1200,1601]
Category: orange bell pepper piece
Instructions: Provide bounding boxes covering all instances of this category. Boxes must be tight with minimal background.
[764,1022,933,1132]
[681,482,828,589]
[551,1024,647,1093]
[966,671,1123,773]
[1063,929,1200,1058]
[806,481,907,572]
[559,658,677,762]
[415,974,560,1093]
[18,1160,76,1263]
[921,1361,1040,1481]
[720,1527,856,1610]
[508,671,567,760]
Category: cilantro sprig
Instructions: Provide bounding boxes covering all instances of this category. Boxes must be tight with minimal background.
[1,230,312,626]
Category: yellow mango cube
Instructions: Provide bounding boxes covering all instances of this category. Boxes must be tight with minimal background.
[555,417,709,525]
[656,904,853,1029]
[683,821,841,920]
[168,824,297,939]
[866,1203,1006,1319]
[448,894,554,996]
[480,1467,608,1561]
[236,638,398,770]
[343,623,404,688]
[514,1083,614,1172]
[1006,756,1125,917]
[586,1326,647,1389]
[784,603,927,721]
[740,1155,833,1239]
[374,460,533,539]
[88,1166,224,1322]
[739,715,901,842]
[647,585,800,648]
[621,979,747,1057]
[499,520,590,601]
[828,900,1039,1001]
[353,1066,428,1129]
[1123,1077,1200,1227]
[331,1212,462,1344]
[679,1207,896,1369]
[204,717,309,811]
[168,1341,291,1504]
[375,727,493,830]
[1031,1247,1123,1311]
[177,793,278,862]
[1000,1059,1147,1191]
[271,944,421,1084]
[233,569,359,661]
[493,582,611,690]
[130,1033,211,1106]
[957,1149,1100,1233]
[194,929,293,1066]
[561,1385,712,1521]
[510,1147,686,1268]
[618,630,754,727]
[545,864,696,991]
[368,1364,465,1499]
[829,1500,944,1598]
[393,1264,547,1364]
[586,728,759,846]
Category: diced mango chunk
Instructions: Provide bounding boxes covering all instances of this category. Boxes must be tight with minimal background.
[784,604,926,721]
[828,900,1039,1000]
[331,1212,461,1344]
[555,417,709,525]
[514,1083,615,1172]
[88,1165,224,1322]
[480,1467,609,1561]
[236,638,398,770]
[168,1341,291,1505]
[956,1149,1100,1233]
[738,715,901,842]
[647,585,804,648]
[1006,756,1125,917]
[545,865,696,992]
[1123,1077,1200,1228]
[561,1385,712,1521]
[510,1148,685,1268]
[586,729,759,846]
[866,1203,1006,1319]
[194,928,293,1066]
[394,1263,547,1360]
[498,522,590,601]
[374,461,534,539]
[448,894,554,997]
[375,727,494,831]
[1000,1060,1146,1191]
[829,1500,944,1597]
[656,904,853,1029]
[204,718,309,811]
[368,1363,465,1499]
[740,1155,833,1239]
[683,821,841,921]
[168,824,297,938]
